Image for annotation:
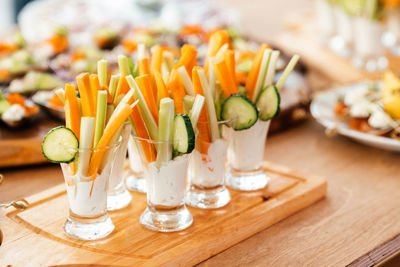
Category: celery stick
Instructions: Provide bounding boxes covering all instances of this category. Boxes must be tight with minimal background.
[93,91,107,147]
[55,88,65,104]
[264,50,280,87]
[177,66,195,96]
[78,117,95,177]
[197,68,220,141]
[189,94,205,130]
[208,59,217,100]
[118,55,130,76]
[126,75,158,140]
[183,95,195,114]
[138,44,146,60]
[156,97,175,167]
[108,74,120,102]
[162,72,170,85]
[97,59,108,87]
[215,43,229,58]
[162,51,174,73]
[276,55,300,92]
[252,49,272,102]
[105,104,114,125]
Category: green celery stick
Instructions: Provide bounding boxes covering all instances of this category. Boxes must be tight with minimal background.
[78,117,95,177]
[105,104,115,125]
[156,98,175,167]
[126,75,158,140]
[253,49,272,102]
[276,55,300,92]
[183,95,195,114]
[197,68,220,141]
[97,59,108,87]
[264,50,280,87]
[162,51,175,73]
[93,91,108,147]
[177,66,195,96]
[138,44,147,60]
[189,94,205,130]
[54,88,65,104]
[109,74,120,102]
[118,55,130,76]
[208,59,217,100]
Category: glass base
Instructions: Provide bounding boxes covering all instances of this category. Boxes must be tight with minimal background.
[352,55,388,72]
[225,167,269,191]
[64,214,114,240]
[186,184,231,209]
[125,173,146,193]
[140,205,193,232]
[107,188,132,211]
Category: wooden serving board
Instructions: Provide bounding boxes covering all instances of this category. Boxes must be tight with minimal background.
[0,161,326,266]
[274,10,400,86]
[0,112,59,168]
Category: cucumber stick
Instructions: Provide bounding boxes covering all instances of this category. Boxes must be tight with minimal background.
[78,117,95,176]
[156,98,175,167]
[173,114,195,154]
[221,94,258,130]
[42,126,79,163]
[256,85,280,121]
[197,68,220,141]
[252,49,272,102]
[189,94,205,130]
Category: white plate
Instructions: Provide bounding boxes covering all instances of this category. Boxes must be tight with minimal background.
[310,82,400,152]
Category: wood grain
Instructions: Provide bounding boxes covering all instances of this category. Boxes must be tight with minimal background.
[0,162,326,266]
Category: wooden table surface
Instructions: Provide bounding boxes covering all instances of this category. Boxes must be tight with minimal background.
[2,0,400,266]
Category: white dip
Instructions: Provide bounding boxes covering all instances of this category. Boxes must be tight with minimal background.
[353,17,383,57]
[2,104,25,123]
[190,138,228,188]
[228,120,270,171]
[349,100,371,118]
[63,162,111,217]
[146,155,189,207]
[368,105,395,129]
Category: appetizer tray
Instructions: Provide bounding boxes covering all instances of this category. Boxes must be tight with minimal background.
[0,161,326,266]
[275,10,400,85]
[310,83,400,152]
[0,112,59,168]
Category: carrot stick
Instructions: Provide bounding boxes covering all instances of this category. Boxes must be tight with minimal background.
[152,68,169,100]
[113,76,130,105]
[204,30,230,74]
[76,73,95,117]
[213,57,238,99]
[192,67,211,154]
[175,44,197,74]
[138,57,151,76]
[168,69,186,114]
[64,84,81,139]
[151,45,163,73]
[135,74,159,123]
[245,43,270,99]
[224,50,236,84]
[88,103,134,177]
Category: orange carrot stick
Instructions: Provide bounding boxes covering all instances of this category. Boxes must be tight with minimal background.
[213,57,238,99]
[64,84,81,139]
[192,67,211,154]
[113,76,130,105]
[88,103,133,176]
[76,73,95,117]
[245,43,270,99]
[135,74,159,123]
[175,44,197,74]
[168,70,186,114]
[138,57,151,76]
[204,30,230,74]
[224,50,236,84]
[152,69,169,100]
[151,45,163,73]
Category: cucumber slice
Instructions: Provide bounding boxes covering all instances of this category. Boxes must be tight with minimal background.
[256,85,280,121]
[221,94,258,130]
[42,126,79,163]
[173,114,195,154]
[0,91,10,115]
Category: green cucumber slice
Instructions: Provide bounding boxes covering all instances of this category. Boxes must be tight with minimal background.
[173,114,195,154]
[221,94,258,130]
[256,85,280,121]
[0,91,10,115]
[42,126,79,163]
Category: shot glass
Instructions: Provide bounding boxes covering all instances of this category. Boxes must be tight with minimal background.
[125,135,146,193]
[132,136,193,232]
[329,6,353,58]
[107,123,132,211]
[225,120,270,191]
[61,142,120,240]
[186,121,230,209]
[352,17,388,72]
